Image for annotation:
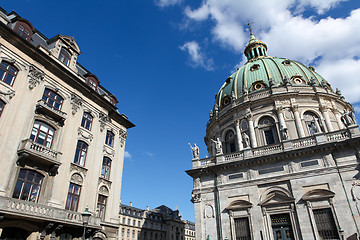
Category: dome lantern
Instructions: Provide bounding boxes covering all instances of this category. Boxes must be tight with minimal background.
[244,23,268,61]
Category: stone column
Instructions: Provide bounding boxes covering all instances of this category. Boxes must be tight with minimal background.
[320,106,334,132]
[234,119,243,151]
[247,115,257,148]
[333,108,345,129]
[291,105,306,138]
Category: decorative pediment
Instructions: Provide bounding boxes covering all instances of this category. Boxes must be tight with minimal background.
[59,35,81,54]
[260,191,295,206]
[302,189,335,201]
[226,200,252,210]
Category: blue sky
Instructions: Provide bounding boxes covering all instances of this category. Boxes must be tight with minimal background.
[3,0,360,222]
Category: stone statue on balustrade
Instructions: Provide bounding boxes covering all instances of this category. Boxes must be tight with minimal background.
[242,132,250,148]
[188,143,199,159]
[211,138,223,155]
[341,109,356,126]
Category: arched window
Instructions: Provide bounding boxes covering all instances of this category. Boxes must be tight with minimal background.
[303,111,323,136]
[73,141,88,167]
[258,117,278,145]
[0,61,18,86]
[42,88,64,110]
[224,130,236,153]
[58,47,71,66]
[101,157,112,179]
[0,100,5,118]
[15,22,32,41]
[81,112,93,130]
[97,194,107,220]
[87,76,98,91]
[12,169,43,202]
[30,120,55,148]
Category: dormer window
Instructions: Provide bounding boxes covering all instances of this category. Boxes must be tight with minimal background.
[109,94,118,107]
[14,20,34,42]
[59,47,71,66]
[87,77,98,91]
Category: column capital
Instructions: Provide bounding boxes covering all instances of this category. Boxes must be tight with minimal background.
[290,104,299,112]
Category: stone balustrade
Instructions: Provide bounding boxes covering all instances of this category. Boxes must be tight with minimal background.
[0,196,100,227]
[18,139,61,165]
[194,129,355,168]
[253,143,283,156]
[36,99,67,118]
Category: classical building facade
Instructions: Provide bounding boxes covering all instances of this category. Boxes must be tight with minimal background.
[0,8,134,239]
[186,31,360,240]
[119,203,195,240]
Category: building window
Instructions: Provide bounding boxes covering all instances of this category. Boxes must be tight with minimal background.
[132,230,135,238]
[123,217,126,224]
[127,229,130,238]
[234,217,251,240]
[258,116,278,145]
[121,228,125,237]
[224,130,236,153]
[101,157,112,179]
[105,131,115,147]
[133,219,136,226]
[0,100,5,118]
[87,77,98,91]
[65,183,81,211]
[12,169,43,202]
[15,23,31,40]
[0,61,18,86]
[128,218,131,225]
[97,194,107,220]
[313,208,339,239]
[138,220,141,227]
[42,89,64,110]
[81,112,93,131]
[59,47,71,66]
[73,141,88,167]
[30,120,55,148]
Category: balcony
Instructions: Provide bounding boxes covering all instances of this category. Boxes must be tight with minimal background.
[35,99,67,126]
[17,139,62,176]
[0,196,101,229]
[192,127,359,168]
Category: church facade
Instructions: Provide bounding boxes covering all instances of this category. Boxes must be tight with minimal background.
[0,8,134,239]
[186,31,360,240]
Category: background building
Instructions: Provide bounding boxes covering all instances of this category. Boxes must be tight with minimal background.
[0,8,134,239]
[187,31,360,240]
[119,203,195,240]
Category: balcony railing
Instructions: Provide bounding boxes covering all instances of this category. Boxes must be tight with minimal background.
[192,128,356,168]
[18,139,62,165]
[0,196,100,228]
[35,99,67,125]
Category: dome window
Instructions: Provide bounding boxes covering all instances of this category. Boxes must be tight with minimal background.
[250,64,260,71]
[308,66,315,71]
[250,81,266,92]
[222,96,231,106]
[291,76,306,85]
[282,60,291,66]
[224,130,236,153]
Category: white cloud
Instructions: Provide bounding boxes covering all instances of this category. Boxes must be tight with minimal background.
[179,41,214,70]
[124,151,132,158]
[155,0,182,7]
[182,0,360,102]
[145,152,154,157]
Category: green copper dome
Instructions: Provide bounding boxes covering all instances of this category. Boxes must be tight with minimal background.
[214,34,331,110]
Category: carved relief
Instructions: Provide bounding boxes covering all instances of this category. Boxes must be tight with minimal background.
[28,65,45,90]
[275,99,290,106]
[99,185,109,196]
[70,93,83,115]
[119,128,128,147]
[191,192,201,203]
[0,87,15,100]
[70,163,88,176]
[77,127,93,142]
[70,173,83,185]
[98,177,112,188]
[284,109,293,120]
[99,111,109,132]
[103,145,115,157]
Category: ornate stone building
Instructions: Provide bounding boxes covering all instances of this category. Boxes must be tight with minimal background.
[119,203,195,240]
[186,30,360,240]
[0,8,134,239]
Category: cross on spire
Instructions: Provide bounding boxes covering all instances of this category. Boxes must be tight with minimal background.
[247,21,254,36]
